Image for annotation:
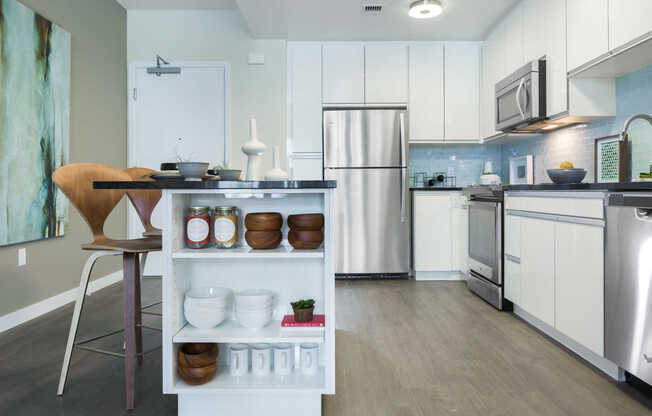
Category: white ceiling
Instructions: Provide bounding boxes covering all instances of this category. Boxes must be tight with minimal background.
[235,0,520,41]
[116,0,237,10]
[116,0,520,41]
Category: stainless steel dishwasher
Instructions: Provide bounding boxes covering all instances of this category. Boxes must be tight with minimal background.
[606,193,652,385]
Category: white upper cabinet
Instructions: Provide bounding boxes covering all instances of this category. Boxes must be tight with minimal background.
[322,43,365,104]
[544,0,567,116]
[567,0,609,72]
[503,3,524,72]
[287,42,323,153]
[365,44,408,104]
[444,43,480,141]
[480,24,506,139]
[522,0,546,62]
[408,43,444,141]
[608,0,652,50]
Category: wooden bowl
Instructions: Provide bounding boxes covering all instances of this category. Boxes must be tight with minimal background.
[287,214,324,230]
[245,230,282,249]
[288,230,323,250]
[178,362,217,385]
[245,212,282,231]
[178,343,218,368]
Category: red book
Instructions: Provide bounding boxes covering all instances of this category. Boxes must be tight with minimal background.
[281,314,325,327]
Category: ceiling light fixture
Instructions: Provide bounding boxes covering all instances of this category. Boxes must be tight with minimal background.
[409,0,443,19]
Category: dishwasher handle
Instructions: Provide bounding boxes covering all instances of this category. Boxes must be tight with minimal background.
[609,193,652,209]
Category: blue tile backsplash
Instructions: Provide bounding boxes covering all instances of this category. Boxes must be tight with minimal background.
[410,63,652,186]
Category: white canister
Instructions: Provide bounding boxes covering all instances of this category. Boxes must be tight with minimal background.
[229,343,249,376]
[251,343,272,376]
[300,343,319,375]
[273,343,293,376]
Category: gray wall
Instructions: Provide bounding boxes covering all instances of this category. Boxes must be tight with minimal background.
[0,0,127,317]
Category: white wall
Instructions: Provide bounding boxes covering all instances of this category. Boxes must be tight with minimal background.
[127,10,287,172]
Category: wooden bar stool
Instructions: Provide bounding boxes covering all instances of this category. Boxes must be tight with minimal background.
[53,163,162,410]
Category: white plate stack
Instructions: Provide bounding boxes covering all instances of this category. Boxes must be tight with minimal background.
[184,287,232,329]
[235,289,274,329]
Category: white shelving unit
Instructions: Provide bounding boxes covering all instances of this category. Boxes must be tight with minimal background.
[173,320,325,344]
[161,187,335,416]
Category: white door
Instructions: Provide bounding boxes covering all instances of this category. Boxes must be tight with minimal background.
[364,44,408,104]
[609,0,652,51]
[567,0,609,71]
[288,42,322,153]
[409,43,444,141]
[413,193,453,273]
[322,43,365,104]
[444,43,480,141]
[520,216,555,326]
[129,62,229,275]
[555,221,605,356]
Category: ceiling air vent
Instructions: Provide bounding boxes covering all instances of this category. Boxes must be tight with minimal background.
[362,3,383,14]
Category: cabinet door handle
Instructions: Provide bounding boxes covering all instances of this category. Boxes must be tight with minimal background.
[644,353,652,363]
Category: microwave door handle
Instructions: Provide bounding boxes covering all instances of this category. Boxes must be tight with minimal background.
[516,78,525,120]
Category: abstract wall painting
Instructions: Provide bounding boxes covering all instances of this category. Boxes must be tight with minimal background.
[0,0,71,246]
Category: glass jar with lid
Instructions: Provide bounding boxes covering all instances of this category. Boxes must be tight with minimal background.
[213,206,239,248]
[185,206,211,249]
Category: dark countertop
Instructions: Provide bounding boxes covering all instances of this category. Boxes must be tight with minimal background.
[94,180,337,190]
[504,182,652,192]
[410,187,464,191]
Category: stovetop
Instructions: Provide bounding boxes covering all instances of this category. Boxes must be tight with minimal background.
[464,185,504,201]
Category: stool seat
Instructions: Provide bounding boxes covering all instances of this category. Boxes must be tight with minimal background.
[82,237,162,253]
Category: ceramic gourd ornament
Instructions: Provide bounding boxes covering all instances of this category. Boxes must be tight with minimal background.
[242,118,266,180]
[264,146,289,181]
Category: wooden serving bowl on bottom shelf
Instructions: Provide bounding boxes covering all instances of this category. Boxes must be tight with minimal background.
[245,230,283,249]
[178,362,217,385]
[178,343,219,368]
[288,230,323,250]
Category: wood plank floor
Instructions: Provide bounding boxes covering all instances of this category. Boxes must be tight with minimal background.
[0,278,650,415]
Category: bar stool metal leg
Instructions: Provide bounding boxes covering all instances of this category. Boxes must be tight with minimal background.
[123,252,138,410]
[57,250,119,396]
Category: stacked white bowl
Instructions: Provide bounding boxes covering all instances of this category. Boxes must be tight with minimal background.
[184,287,232,329]
[235,289,274,329]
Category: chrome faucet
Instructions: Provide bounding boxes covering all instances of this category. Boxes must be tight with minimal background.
[620,114,652,180]
[620,113,652,142]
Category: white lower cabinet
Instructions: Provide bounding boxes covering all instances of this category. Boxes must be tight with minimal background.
[519,216,556,327]
[504,257,521,305]
[413,192,467,278]
[555,221,604,356]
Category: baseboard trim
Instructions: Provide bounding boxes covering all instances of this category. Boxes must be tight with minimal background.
[513,305,623,381]
[0,270,123,334]
[414,271,465,281]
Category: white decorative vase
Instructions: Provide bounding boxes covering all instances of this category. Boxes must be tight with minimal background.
[264,146,289,181]
[241,118,266,180]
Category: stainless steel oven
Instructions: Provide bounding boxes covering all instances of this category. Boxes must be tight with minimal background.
[495,59,546,132]
[465,186,510,310]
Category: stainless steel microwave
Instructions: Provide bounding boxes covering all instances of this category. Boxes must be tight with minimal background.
[495,59,546,132]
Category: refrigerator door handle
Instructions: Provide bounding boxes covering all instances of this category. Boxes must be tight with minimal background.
[399,113,406,222]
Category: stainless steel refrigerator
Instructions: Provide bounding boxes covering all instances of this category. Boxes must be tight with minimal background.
[323,107,409,279]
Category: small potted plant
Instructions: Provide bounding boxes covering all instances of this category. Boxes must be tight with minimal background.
[291,299,315,322]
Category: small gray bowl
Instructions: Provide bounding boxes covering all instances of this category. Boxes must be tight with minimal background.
[547,168,587,184]
[216,169,242,181]
[178,162,209,181]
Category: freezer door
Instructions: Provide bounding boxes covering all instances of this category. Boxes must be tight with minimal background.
[325,168,409,275]
[323,108,407,168]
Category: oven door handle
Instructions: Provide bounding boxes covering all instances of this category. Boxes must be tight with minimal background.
[516,78,525,120]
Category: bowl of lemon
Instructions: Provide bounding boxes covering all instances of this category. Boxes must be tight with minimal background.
[547,161,587,184]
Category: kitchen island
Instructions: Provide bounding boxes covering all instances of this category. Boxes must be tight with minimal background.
[95,180,336,416]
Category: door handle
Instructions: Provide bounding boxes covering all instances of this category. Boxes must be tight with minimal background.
[399,113,406,222]
[516,78,525,120]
